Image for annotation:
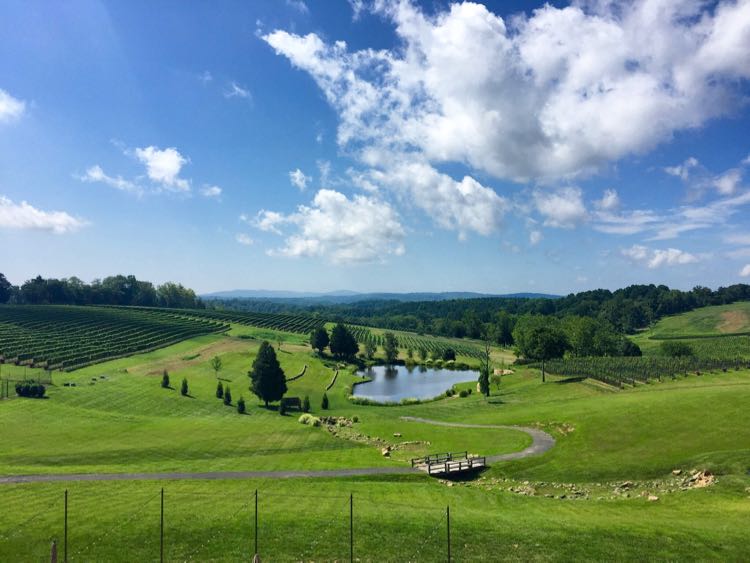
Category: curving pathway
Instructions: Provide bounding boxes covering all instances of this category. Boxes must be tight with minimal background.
[0,418,554,485]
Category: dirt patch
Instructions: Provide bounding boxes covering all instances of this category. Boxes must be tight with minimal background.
[140,337,254,376]
[717,310,749,333]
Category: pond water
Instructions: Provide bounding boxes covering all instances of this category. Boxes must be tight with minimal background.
[352,365,478,403]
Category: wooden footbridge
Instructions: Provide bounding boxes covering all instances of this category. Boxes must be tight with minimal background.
[411,451,486,476]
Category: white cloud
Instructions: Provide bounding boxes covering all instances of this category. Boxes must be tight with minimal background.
[529,230,542,246]
[134,146,190,192]
[252,210,286,235]
[264,0,750,183]
[622,244,699,269]
[259,189,405,263]
[0,196,86,234]
[595,189,620,211]
[286,0,308,14]
[348,0,365,20]
[80,165,142,194]
[201,185,222,198]
[712,168,742,196]
[740,264,750,277]
[534,187,587,229]
[235,233,254,246]
[725,233,750,246]
[0,89,25,122]
[664,157,699,181]
[289,168,311,191]
[198,70,213,84]
[225,82,251,99]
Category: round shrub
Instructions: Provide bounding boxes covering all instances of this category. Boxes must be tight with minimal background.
[15,382,46,398]
[352,415,359,423]
[459,389,469,398]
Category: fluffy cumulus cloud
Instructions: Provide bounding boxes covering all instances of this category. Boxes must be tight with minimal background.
[289,168,311,191]
[264,0,750,183]
[740,264,750,277]
[0,196,86,234]
[534,187,587,229]
[0,89,25,122]
[134,146,190,192]
[256,189,405,263]
[595,189,620,211]
[622,244,699,268]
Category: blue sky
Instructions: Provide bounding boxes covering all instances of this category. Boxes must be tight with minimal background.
[1,0,750,294]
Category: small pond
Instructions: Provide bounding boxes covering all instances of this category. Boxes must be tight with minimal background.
[352,365,478,403]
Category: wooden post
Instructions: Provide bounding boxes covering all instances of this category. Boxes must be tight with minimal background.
[447,505,451,563]
[160,488,164,563]
[64,489,68,563]
[254,489,258,557]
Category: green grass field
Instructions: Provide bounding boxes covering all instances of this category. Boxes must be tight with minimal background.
[1,317,749,561]
[643,301,750,339]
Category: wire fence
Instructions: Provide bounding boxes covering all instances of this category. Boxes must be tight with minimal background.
[0,488,456,562]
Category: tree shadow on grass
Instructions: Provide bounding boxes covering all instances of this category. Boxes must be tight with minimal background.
[555,376,586,384]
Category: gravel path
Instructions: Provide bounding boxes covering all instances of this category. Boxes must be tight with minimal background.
[0,418,554,485]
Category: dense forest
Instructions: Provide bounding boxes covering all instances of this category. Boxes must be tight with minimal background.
[208,284,750,343]
[0,274,203,309]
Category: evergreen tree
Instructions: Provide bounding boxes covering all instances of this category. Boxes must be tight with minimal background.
[383,332,399,364]
[210,355,223,379]
[248,341,288,407]
[161,370,170,389]
[302,395,311,413]
[216,381,224,399]
[223,385,232,405]
[180,378,189,396]
[237,396,246,414]
[310,327,330,354]
[329,323,358,359]
[321,392,329,410]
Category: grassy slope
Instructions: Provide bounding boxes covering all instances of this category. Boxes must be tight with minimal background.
[646,301,750,338]
[1,324,749,560]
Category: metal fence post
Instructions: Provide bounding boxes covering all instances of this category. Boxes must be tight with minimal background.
[160,488,164,563]
[254,489,258,557]
[350,493,354,563]
[447,505,451,563]
[64,489,68,563]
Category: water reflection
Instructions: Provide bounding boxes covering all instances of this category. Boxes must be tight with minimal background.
[353,364,477,403]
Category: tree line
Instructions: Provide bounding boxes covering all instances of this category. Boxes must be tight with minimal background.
[0,273,203,309]
[208,283,750,341]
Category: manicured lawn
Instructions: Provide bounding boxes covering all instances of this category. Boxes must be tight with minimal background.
[1,323,749,560]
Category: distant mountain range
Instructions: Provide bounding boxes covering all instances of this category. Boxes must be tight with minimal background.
[201,290,560,304]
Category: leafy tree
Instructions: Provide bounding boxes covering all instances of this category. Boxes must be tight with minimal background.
[321,392,329,410]
[248,341,287,407]
[364,339,377,360]
[442,348,456,362]
[660,341,695,358]
[180,378,189,396]
[383,332,399,364]
[302,395,311,413]
[620,339,642,357]
[237,396,246,414]
[329,324,358,359]
[310,327,330,354]
[210,355,223,379]
[418,348,428,362]
[216,381,224,399]
[0,273,12,304]
[223,385,232,406]
[406,347,414,360]
[513,316,568,382]
[161,370,170,389]
[478,331,491,397]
